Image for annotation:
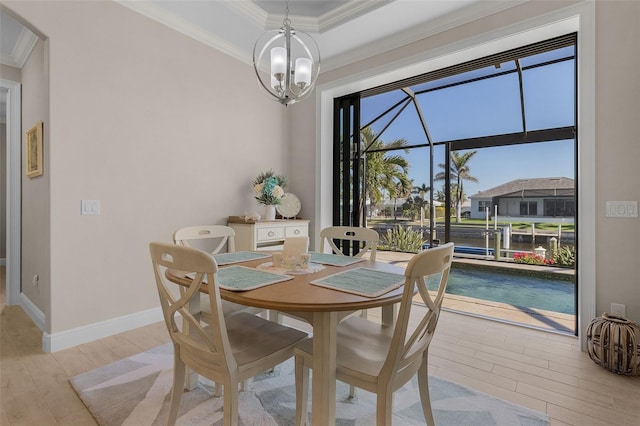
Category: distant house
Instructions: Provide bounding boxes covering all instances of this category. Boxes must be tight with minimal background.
[469,177,574,220]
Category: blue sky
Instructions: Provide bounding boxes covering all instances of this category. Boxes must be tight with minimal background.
[360,53,575,198]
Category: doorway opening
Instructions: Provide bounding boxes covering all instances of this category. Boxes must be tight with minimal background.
[332,34,577,334]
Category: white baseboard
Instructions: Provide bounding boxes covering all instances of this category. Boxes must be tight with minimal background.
[42,307,164,353]
[19,293,46,332]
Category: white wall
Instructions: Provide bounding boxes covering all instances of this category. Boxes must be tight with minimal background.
[0,64,21,82]
[4,1,288,345]
[21,38,50,322]
[0,122,5,260]
[0,64,21,262]
[594,0,640,322]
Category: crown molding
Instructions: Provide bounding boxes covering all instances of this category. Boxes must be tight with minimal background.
[0,27,38,69]
[226,0,390,33]
[323,0,527,72]
[317,0,391,33]
[261,0,390,33]
[115,0,250,64]
[115,0,528,71]
[225,0,269,28]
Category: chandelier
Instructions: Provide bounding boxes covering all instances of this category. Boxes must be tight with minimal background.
[253,4,320,106]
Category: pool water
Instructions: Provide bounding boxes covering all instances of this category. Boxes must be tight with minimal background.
[428,267,575,314]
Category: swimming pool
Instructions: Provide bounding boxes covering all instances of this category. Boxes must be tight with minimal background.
[428,266,575,314]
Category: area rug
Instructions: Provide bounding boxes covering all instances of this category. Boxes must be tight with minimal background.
[70,343,549,426]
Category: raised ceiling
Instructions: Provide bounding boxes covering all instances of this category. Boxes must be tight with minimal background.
[117,0,522,71]
[0,1,525,117]
[1,1,525,72]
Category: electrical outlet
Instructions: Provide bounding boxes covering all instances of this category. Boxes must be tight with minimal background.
[605,201,638,218]
[610,303,626,318]
[81,200,101,216]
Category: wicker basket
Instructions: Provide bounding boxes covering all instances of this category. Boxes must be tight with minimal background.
[586,313,640,375]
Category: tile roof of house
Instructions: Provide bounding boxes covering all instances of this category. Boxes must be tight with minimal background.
[470,177,574,198]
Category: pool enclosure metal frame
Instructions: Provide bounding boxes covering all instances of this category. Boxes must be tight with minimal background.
[332,33,578,333]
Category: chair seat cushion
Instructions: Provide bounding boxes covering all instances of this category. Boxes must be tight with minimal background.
[224,313,308,367]
[296,316,394,381]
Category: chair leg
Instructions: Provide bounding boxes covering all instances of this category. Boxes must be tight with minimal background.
[376,388,393,426]
[295,354,309,426]
[167,353,186,426]
[418,352,436,426]
[348,384,358,399]
[223,379,239,426]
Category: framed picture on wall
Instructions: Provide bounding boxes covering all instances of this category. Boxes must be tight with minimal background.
[26,121,43,178]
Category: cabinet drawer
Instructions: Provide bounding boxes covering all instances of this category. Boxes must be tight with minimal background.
[285,225,308,237]
[257,227,285,242]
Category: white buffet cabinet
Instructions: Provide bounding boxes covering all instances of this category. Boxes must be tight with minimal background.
[228,217,310,251]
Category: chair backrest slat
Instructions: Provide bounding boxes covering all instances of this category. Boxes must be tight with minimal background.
[173,225,236,254]
[149,242,234,369]
[320,226,379,260]
[382,242,454,380]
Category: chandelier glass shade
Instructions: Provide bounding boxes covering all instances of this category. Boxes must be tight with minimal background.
[253,17,320,106]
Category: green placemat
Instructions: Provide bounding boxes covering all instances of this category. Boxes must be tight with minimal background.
[216,266,293,291]
[310,267,405,297]
[213,251,270,266]
[309,252,367,267]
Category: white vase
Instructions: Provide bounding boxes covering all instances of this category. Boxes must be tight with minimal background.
[263,204,276,221]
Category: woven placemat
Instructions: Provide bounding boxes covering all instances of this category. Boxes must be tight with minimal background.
[185,265,293,291]
[216,266,293,291]
[309,252,367,267]
[213,251,270,265]
[310,267,404,297]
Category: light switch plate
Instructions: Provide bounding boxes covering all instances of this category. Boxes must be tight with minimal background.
[81,200,101,215]
[605,201,638,218]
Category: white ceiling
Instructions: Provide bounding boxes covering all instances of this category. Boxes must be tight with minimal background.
[0,0,525,118]
[116,0,523,70]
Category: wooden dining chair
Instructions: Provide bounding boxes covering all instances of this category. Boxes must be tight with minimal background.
[320,225,380,342]
[319,226,382,397]
[294,242,455,426]
[173,225,264,319]
[149,242,308,426]
[320,225,379,261]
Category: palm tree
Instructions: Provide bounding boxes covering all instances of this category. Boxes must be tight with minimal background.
[435,151,478,222]
[360,127,411,218]
[410,182,431,224]
[390,180,412,219]
[411,183,431,206]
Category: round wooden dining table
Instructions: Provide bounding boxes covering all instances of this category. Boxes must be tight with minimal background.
[167,254,405,426]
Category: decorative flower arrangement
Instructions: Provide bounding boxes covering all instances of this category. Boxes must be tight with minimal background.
[252,170,286,205]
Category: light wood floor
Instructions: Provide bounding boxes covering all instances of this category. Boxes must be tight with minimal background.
[1,267,638,425]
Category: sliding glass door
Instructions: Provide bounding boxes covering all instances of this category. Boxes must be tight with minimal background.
[333,34,578,334]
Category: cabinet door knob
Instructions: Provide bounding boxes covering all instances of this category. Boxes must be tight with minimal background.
[268,231,275,237]
[294,229,300,235]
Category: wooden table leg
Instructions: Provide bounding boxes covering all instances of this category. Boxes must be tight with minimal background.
[381,303,397,326]
[311,311,337,426]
